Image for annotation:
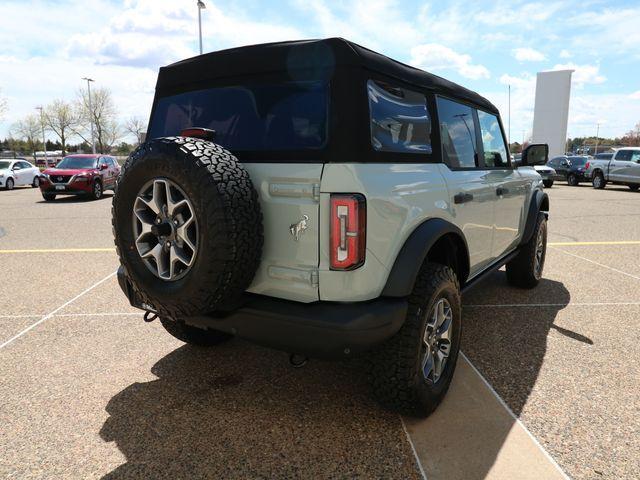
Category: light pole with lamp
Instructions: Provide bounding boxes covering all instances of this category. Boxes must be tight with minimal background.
[35,106,47,167]
[82,77,96,154]
[197,0,206,55]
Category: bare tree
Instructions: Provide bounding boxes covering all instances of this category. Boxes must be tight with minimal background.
[11,114,41,156]
[0,87,7,121]
[44,99,78,155]
[74,86,121,152]
[124,116,146,144]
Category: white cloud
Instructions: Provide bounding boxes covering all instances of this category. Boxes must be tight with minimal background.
[292,0,423,52]
[410,44,490,80]
[629,91,640,100]
[559,49,571,59]
[551,63,606,87]
[67,0,302,69]
[512,47,546,62]
[477,2,564,27]
[569,8,640,57]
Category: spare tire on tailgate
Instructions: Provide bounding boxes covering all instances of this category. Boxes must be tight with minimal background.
[112,136,263,318]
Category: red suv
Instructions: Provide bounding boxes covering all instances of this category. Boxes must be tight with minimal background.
[39,154,120,201]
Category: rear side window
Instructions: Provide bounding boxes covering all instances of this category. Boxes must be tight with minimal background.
[367,80,432,154]
[616,150,640,162]
[477,110,509,168]
[437,97,478,169]
[148,81,328,152]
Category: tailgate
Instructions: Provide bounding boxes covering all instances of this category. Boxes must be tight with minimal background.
[243,163,323,303]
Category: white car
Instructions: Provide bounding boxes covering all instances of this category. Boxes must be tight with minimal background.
[0,159,41,190]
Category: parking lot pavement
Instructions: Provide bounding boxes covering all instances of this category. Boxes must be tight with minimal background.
[1,184,639,479]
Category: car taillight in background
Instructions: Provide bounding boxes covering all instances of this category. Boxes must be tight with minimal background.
[330,194,366,270]
[585,162,590,170]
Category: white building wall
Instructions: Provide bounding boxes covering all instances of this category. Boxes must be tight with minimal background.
[531,70,573,158]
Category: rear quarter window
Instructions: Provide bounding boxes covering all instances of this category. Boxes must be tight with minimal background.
[367,80,432,154]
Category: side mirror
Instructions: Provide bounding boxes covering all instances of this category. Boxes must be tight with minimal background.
[100,163,108,170]
[521,144,549,166]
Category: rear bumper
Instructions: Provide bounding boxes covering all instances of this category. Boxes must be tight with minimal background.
[117,267,407,359]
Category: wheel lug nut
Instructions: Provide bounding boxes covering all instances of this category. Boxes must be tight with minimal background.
[166,241,171,248]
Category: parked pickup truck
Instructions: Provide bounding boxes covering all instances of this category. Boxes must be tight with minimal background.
[585,147,640,190]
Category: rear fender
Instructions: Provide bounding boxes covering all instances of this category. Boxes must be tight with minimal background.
[382,218,470,297]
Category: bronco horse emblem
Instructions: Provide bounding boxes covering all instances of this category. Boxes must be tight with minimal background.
[289,215,309,241]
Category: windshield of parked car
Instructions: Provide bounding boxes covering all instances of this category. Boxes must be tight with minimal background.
[56,157,97,169]
[0,161,11,169]
[568,157,587,166]
[148,81,329,152]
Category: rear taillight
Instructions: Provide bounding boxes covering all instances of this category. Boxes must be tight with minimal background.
[330,194,366,270]
[585,162,590,169]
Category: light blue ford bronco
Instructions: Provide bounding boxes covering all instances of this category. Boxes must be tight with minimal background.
[113,38,550,417]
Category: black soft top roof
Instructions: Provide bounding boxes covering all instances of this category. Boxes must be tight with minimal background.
[156,37,498,114]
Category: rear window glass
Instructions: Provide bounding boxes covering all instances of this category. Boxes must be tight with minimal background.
[367,80,432,154]
[148,81,328,151]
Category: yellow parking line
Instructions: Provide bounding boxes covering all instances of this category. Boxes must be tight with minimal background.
[549,241,640,246]
[0,247,115,254]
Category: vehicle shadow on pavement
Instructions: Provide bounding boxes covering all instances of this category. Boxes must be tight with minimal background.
[98,341,422,479]
[462,271,578,416]
[403,272,583,479]
[35,193,114,204]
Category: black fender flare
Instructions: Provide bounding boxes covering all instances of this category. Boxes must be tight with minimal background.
[381,218,470,297]
[520,189,549,246]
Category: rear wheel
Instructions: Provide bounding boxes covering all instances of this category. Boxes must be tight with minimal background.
[506,213,547,288]
[32,176,40,188]
[159,317,232,347]
[567,174,579,186]
[592,172,606,189]
[543,179,553,188]
[5,178,14,190]
[368,263,462,417]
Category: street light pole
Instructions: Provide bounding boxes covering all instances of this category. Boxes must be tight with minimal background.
[35,106,47,166]
[82,77,96,154]
[594,123,600,155]
[508,84,511,144]
[197,0,206,55]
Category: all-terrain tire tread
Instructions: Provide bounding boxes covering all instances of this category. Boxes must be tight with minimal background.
[112,137,263,318]
[368,263,461,417]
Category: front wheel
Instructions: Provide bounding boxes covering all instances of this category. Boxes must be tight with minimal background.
[42,193,56,202]
[543,179,554,188]
[506,213,547,288]
[368,263,462,417]
[592,172,606,189]
[5,178,14,190]
[90,181,103,200]
[567,174,579,186]
[159,317,232,347]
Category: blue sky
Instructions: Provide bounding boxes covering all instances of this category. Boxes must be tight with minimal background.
[1,0,639,142]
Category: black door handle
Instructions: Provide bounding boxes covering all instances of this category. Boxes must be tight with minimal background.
[453,192,474,204]
[496,187,509,196]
